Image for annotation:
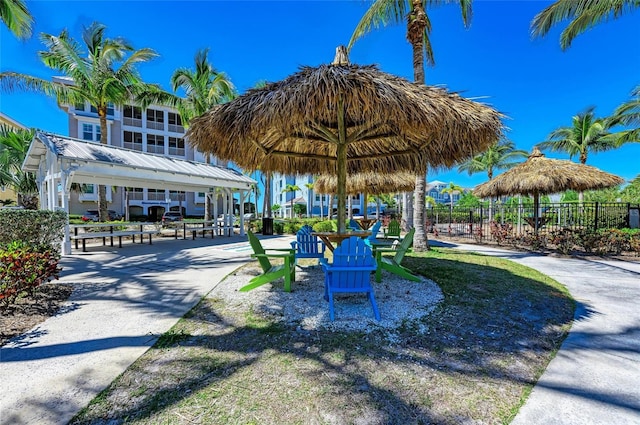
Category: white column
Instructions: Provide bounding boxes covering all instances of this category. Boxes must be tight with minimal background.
[239,190,246,236]
[59,168,71,255]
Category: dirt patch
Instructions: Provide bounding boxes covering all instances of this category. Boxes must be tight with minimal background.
[0,283,74,346]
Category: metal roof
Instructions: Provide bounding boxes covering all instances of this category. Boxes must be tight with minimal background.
[23,132,256,192]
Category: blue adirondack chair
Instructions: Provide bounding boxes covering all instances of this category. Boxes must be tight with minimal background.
[321,236,380,321]
[348,219,362,231]
[290,225,326,267]
[364,221,383,247]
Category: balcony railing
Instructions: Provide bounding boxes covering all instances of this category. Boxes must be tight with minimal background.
[168,147,185,157]
[146,121,164,130]
[146,145,165,155]
[123,117,142,127]
[168,124,184,133]
[123,142,143,151]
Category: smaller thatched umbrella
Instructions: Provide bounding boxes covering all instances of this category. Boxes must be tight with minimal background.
[315,171,416,220]
[473,147,624,232]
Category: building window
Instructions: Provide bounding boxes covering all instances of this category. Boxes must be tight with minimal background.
[146,108,164,130]
[89,103,114,116]
[123,131,143,151]
[147,188,165,201]
[169,190,185,201]
[168,112,184,133]
[127,187,144,200]
[75,102,85,112]
[168,137,185,156]
[81,123,101,142]
[81,184,94,194]
[146,134,165,154]
[123,105,142,127]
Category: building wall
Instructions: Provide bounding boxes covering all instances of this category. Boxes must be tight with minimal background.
[63,101,229,219]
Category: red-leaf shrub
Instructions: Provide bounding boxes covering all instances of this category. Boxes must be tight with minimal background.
[0,242,62,307]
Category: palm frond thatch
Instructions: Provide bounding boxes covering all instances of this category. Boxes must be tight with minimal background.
[186,46,503,233]
[314,172,416,195]
[473,147,623,198]
[186,63,503,175]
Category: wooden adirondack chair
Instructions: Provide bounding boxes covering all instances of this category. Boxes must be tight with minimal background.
[348,219,362,231]
[364,221,383,247]
[321,236,380,321]
[383,219,401,239]
[375,228,420,283]
[241,231,296,292]
[291,225,326,266]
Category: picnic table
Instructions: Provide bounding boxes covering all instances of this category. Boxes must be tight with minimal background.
[311,231,371,252]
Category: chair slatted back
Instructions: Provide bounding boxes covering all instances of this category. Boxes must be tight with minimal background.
[247,231,272,273]
[331,237,375,290]
[393,228,415,264]
[297,225,318,253]
[386,220,401,238]
[367,221,382,241]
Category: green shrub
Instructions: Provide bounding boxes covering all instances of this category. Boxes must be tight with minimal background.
[312,220,335,232]
[0,242,62,307]
[0,209,66,249]
[273,221,284,234]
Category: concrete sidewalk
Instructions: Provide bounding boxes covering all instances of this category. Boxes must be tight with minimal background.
[0,234,293,425]
[432,240,640,425]
[1,236,638,424]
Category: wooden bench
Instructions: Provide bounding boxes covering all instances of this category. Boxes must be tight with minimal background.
[70,223,158,252]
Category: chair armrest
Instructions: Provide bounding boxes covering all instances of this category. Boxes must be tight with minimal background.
[252,253,294,259]
[264,248,295,253]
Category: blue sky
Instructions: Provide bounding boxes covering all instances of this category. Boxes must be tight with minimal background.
[1,0,639,191]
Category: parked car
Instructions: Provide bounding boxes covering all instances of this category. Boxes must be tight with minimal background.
[81,209,122,222]
[161,211,184,224]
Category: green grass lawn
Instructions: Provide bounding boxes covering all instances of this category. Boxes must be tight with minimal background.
[70,247,574,425]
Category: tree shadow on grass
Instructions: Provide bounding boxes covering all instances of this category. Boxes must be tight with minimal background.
[66,249,593,424]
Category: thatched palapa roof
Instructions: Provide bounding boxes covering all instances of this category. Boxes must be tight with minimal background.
[473,148,624,198]
[186,56,503,175]
[314,172,416,195]
[186,46,503,233]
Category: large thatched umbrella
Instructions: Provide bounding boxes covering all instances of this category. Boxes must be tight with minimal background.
[314,171,416,220]
[474,147,624,232]
[187,46,503,233]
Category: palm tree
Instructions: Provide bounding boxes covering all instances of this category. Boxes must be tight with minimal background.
[537,106,633,202]
[531,0,640,50]
[440,182,463,223]
[171,49,236,220]
[349,0,473,251]
[458,138,527,219]
[304,181,314,218]
[0,22,164,221]
[609,85,640,144]
[281,184,300,219]
[1,0,33,39]
[0,125,37,208]
[458,138,528,181]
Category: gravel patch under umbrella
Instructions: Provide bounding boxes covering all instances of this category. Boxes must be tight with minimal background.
[208,264,443,333]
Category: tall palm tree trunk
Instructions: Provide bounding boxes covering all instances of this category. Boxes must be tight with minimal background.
[409,0,429,251]
[98,108,109,222]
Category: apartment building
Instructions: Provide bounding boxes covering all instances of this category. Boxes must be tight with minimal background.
[56,77,233,219]
[271,174,366,218]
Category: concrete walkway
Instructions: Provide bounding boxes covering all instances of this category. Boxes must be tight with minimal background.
[0,234,293,425]
[432,240,640,425]
[1,236,639,424]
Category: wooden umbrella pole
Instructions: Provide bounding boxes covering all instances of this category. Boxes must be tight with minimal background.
[336,94,347,234]
[533,191,540,234]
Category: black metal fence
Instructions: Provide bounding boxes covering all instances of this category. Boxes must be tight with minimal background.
[424,202,640,242]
